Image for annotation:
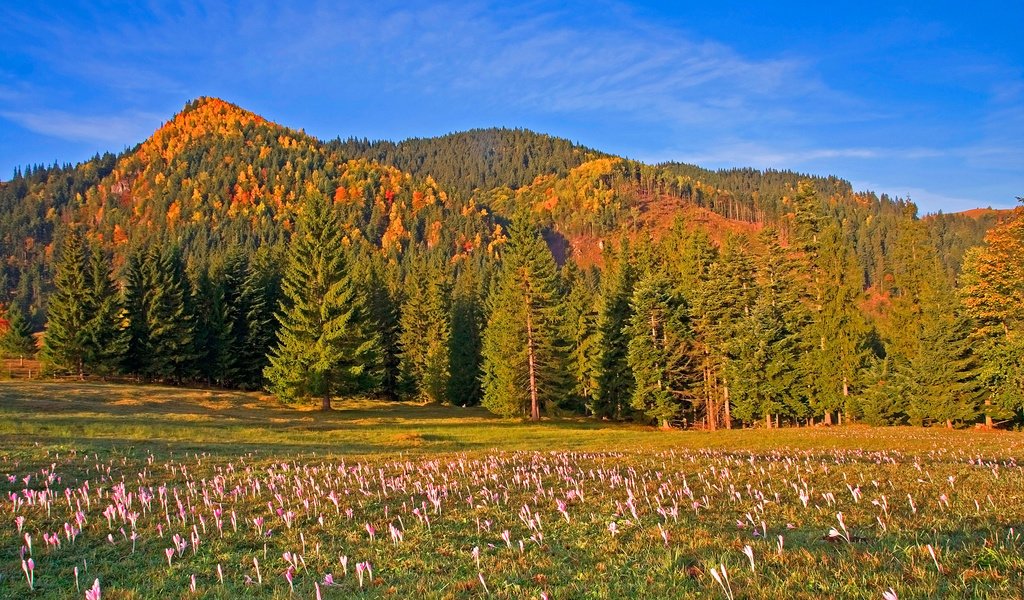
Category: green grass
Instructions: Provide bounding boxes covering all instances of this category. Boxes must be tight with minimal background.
[2,380,1024,598]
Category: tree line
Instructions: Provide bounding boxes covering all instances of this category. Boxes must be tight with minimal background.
[22,186,1023,428]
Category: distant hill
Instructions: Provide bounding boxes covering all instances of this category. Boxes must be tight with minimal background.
[0,97,1000,320]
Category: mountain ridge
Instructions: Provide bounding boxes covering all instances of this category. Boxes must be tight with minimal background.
[0,97,1002,321]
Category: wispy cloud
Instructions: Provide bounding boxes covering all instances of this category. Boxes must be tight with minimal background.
[662,141,948,170]
[0,0,1020,211]
[852,180,1011,214]
[1,109,163,145]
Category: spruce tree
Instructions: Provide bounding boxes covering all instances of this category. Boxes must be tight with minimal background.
[42,228,91,376]
[190,267,232,385]
[691,235,756,429]
[903,285,981,427]
[218,251,250,386]
[265,192,379,409]
[1,305,36,362]
[728,271,801,427]
[481,213,567,419]
[590,243,635,419]
[803,224,870,424]
[237,247,283,389]
[399,256,451,402]
[447,263,485,406]
[121,251,150,376]
[82,245,128,376]
[144,248,197,382]
[561,263,600,412]
[359,256,401,399]
[626,272,694,427]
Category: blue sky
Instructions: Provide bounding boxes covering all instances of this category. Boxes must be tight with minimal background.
[1,1,1021,213]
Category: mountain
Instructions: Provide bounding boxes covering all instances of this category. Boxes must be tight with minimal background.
[0,97,1000,320]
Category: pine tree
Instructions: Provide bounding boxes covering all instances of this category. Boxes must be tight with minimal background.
[399,256,451,403]
[626,272,695,427]
[447,263,485,406]
[691,235,756,429]
[237,247,283,389]
[481,213,567,419]
[359,256,401,400]
[82,245,128,376]
[727,268,802,427]
[121,251,150,377]
[1,305,36,362]
[265,193,379,409]
[590,243,635,419]
[190,267,232,385]
[144,248,197,382]
[42,228,91,376]
[561,263,600,412]
[802,224,870,424]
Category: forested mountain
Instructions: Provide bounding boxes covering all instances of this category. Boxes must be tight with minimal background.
[334,128,606,201]
[2,97,1019,428]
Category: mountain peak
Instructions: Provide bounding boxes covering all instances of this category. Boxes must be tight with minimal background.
[134,97,281,165]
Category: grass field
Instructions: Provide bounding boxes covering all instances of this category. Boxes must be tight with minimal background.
[2,380,1024,598]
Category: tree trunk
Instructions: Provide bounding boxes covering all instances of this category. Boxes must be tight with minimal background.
[765,413,772,429]
[985,400,994,428]
[321,395,332,411]
[723,386,732,429]
[525,302,540,421]
[824,412,833,426]
[946,419,953,429]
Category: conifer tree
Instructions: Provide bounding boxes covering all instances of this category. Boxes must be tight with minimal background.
[82,245,128,376]
[237,248,283,389]
[903,300,981,427]
[727,247,803,427]
[1,305,36,362]
[590,243,635,419]
[447,263,485,406]
[561,263,600,412]
[217,252,250,386]
[691,235,756,429]
[360,257,401,400]
[481,213,567,419]
[144,248,197,382]
[190,267,232,385]
[121,251,149,376]
[626,272,694,427]
[265,193,379,409]
[42,228,91,376]
[399,256,451,403]
[801,223,870,424]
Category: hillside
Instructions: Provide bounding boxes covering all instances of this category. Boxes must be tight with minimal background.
[0,97,1000,320]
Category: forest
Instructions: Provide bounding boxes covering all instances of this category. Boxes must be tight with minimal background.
[1,97,1021,428]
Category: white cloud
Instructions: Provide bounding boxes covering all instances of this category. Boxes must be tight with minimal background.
[1,109,163,145]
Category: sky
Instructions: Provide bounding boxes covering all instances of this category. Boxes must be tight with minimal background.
[0,1,1021,213]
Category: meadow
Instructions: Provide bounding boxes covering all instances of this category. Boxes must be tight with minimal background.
[2,380,1023,598]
